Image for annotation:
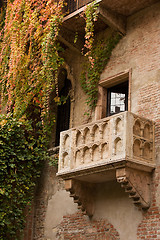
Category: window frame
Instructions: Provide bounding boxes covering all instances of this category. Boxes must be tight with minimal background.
[95,69,132,120]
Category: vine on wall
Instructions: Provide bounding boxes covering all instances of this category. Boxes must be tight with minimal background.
[0,0,64,119]
[0,1,65,239]
[80,1,99,66]
[81,32,121,108]
[80,2,121,108]
[0,114,49,240]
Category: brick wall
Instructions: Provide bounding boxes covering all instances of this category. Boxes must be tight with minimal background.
[57,211,120,240]
[23,205,34,240]
[137,167,160,239]
[101,2,160,86]
[138,83,160,149]
[137,82,160,239]
[100,3,160,237]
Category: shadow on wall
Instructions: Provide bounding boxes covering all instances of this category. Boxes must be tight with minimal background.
[44,190,77,239]
[93,181,143,240]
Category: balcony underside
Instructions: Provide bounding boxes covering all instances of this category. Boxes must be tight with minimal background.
[58,158,155,214]
[60,0,159,52]
[62,161,155,216]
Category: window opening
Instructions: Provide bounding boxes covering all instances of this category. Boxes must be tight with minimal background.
[107,81,128,116]
[55,78,71,146]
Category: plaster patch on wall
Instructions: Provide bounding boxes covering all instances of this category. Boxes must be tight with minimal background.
[94,181,143,240]
[44,190,77,240]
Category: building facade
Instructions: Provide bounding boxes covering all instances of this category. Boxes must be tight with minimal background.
[24,0,160,239]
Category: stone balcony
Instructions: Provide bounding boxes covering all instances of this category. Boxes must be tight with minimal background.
[58,111,155,177]
[57,112,155,215]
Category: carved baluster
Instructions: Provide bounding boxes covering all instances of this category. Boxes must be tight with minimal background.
[99,144,103,159]
[141,140,145,158]
[90,131,94,143]
[91,146,93,161]
[150,143,153,161]
[99,124,103,141]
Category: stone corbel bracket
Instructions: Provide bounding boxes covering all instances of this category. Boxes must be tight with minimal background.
[65,179,95,217]
[116,167,151,209]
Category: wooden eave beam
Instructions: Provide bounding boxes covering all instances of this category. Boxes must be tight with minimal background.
[98,6,126,35]
[63,0,102,22]
[58,27,84,53]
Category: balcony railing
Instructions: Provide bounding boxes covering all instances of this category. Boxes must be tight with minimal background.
[64,0,93,14]
[57,111,155,177]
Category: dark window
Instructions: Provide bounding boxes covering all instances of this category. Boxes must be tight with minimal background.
[55,79,71,146]
[107,81,128,116]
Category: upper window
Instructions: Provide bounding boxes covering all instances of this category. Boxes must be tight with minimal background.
[95,70,131,120]
[107,81,128,116]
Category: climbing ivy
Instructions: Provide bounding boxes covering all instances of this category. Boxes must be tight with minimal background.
[0,114,49,240]
[0,0,64,119]
[0,1,6,34]
[80,2,121,108]
[81,32,121,108]
[80,0,99,66]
